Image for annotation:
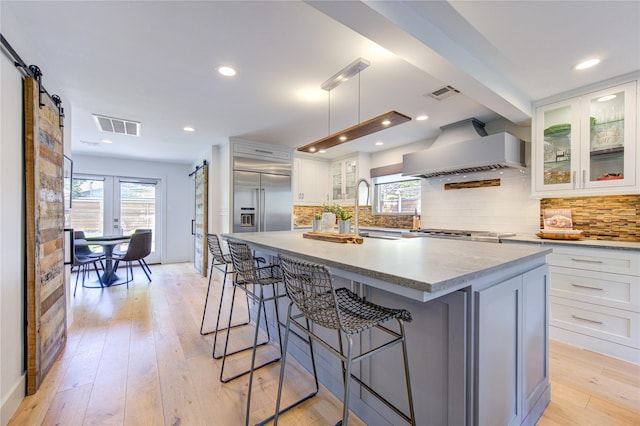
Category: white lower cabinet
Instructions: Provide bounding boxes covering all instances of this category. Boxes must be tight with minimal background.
[475,265,549,426]
[548,246,640,363]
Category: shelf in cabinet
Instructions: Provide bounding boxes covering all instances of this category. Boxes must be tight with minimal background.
[590,146,624,156]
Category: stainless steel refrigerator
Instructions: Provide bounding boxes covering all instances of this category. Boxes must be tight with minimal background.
[233,157,292,233]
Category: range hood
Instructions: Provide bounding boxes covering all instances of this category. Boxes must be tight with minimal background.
[403,118,525,178]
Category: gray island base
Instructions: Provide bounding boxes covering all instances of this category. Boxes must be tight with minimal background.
[223,231,553,426]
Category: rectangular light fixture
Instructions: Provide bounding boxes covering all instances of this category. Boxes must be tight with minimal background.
[321,57,370,92]
[297,110,412,153]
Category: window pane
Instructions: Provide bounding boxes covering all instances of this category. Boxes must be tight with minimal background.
[120,181,156,252]
[69,178,104,237]
[374,179,421,214]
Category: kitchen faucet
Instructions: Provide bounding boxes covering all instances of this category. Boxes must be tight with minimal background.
[354,178,370,237]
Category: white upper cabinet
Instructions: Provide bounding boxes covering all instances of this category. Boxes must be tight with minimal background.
[532,79,638,197]
[293,156,329,205]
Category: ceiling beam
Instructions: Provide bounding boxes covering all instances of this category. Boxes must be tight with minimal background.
[307,0,532,125]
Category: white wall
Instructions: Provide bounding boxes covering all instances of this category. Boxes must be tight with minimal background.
[0,46,27,426]
[1,6,73,423]
[72,155,193,264]
[370,119,539,234]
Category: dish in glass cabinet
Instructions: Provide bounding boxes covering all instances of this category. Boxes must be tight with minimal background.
[597,173,623,181]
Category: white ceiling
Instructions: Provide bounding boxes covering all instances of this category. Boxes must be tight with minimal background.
[2,1,639,164]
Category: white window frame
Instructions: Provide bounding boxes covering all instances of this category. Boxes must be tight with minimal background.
[372,173,421,215]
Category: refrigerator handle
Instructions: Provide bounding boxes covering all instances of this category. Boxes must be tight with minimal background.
[254,188,260,232]
[261,188,266,231]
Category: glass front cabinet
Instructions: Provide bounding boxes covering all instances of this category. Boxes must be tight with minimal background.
[533,80,637,196]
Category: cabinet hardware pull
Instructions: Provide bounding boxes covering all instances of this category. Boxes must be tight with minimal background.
[572,171,577,188]
[571,283,603,291]
[570,257,603,264]
[571,314,603,325]
[254,149,273,155]
[582,169,586,188]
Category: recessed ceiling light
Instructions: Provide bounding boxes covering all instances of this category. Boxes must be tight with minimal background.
[217,66,236,77]
[318,149,327,153]
[309,147,317,152]
[381,119,391,126]
[597,95,616,102]
[416,115,428,121]
[183,126,195,132]
[101,139,112,144]
[339,135,347,141]
[375,141,384,146]
[573,58,600,70]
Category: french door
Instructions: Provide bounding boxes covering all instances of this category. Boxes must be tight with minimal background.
[70,174,162,264]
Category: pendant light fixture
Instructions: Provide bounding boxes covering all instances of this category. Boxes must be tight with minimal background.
[298,58,411,153]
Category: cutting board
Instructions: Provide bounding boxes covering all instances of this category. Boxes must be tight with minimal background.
[536,231,583,240]
[303,232,364,244]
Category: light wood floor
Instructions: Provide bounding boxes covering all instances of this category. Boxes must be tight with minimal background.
[8,263,640,426]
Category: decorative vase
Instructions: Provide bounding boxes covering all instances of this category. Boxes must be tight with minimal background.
[321,212,336,233]
[312,219,322,232]
[338,220,351,234]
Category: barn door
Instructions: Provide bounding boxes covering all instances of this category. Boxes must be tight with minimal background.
[24,76,67,394]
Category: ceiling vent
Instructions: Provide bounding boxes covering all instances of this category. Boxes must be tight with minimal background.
[425,85,460,101]
[92,114,140,136]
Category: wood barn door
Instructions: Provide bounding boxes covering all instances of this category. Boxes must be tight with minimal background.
[193,163,208,276]
[24,76,67,394]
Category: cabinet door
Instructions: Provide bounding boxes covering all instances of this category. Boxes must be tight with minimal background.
[476,276,522,426]
[331,161,343,200]
[534,98,581,193]
[293,158,302,201]
[343,158,357,199]
[581,81,637,189]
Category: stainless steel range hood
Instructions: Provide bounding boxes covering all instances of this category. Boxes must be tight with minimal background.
[403,118,525,178]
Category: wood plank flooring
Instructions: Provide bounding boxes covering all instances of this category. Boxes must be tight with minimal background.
[8,262,640,425]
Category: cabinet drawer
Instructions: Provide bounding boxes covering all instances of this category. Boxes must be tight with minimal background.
[547,246,640,275]
[550,266,640,311]
[550,296,640,348]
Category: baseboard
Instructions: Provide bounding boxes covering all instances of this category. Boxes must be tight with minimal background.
[1,373,25,426]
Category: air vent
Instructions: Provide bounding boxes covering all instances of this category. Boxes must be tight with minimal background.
[92,114,140,136]
[425,85,460,101]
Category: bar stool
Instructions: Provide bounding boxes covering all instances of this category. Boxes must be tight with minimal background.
[274,254,416,426]
[220,241,286,425]
[199,234,247,343]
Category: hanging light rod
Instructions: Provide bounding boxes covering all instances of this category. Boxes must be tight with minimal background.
[297,110,411,153]
[321,57,370,91]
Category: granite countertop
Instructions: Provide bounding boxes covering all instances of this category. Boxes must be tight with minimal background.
[502,234,640,251]
[223,231,551,298]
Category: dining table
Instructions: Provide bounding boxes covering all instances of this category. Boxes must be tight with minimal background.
[75,235,131,286]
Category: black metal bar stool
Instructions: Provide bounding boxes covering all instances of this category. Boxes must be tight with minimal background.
[200,234,248,347]
[274,254,416,426]
[220,240,289,425]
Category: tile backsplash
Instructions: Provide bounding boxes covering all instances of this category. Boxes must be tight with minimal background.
[541,195,639,242]
[293,205,413,229]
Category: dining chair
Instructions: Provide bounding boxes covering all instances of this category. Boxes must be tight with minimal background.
[72,240,106,297]
[73,230,104,271]
[114,229,153,277]
[113,230,152,285]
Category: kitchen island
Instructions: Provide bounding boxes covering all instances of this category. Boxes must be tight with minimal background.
[223,231,552,426]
